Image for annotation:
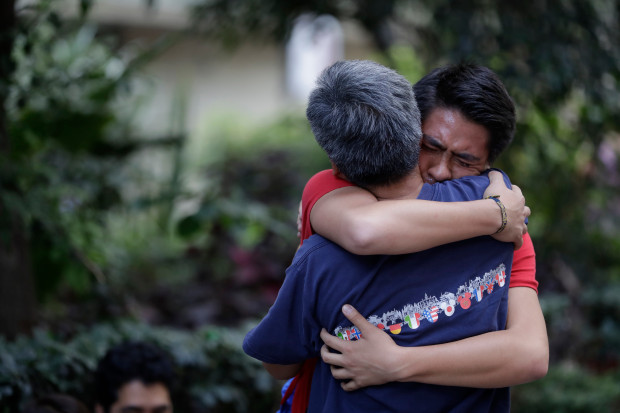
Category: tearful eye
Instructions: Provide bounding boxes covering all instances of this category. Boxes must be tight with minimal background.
[422,144,440,153]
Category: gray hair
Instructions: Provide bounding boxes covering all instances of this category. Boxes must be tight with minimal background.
[307,60,422,188]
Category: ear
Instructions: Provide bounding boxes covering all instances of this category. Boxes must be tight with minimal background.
[330,161,347,180]
[330,160,338,175]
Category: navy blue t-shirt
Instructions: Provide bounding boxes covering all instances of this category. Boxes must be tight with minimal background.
[244,172,514,412]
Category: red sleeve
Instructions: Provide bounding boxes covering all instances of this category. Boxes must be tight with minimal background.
[299,170,355,244]
[508,232,538,293]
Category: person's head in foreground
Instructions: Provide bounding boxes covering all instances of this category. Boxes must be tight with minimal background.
[94,341,174,413]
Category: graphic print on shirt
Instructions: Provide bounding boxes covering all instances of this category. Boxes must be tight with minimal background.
[334,264,507,340]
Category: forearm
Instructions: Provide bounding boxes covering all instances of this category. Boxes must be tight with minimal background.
[262,362,303,380]
[392,288,548,387]
[323,289,548,390]
[315,197,502,255]
[395,330,546,387]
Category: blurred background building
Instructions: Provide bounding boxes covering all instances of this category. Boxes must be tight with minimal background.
[56,0,374,136]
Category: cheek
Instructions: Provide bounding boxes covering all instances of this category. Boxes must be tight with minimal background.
[418,152,437,174]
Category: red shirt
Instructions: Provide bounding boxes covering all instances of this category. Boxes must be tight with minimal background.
[300,169,538,292]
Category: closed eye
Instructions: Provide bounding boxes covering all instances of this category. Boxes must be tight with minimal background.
[421,143,441,152]
[456,159,473,168]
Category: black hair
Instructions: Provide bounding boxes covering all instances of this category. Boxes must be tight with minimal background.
[414,63,516,164]
[94,341,175,413]
[307,59,422,188]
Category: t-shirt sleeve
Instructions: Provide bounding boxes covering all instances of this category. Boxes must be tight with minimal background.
[299,170,355,243]
[242,254,321,364]
[508,232,538,293]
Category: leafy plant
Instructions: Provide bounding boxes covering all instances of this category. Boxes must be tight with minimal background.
[0,321,280,413]
[512,364,620,413]
[0,0,182,337]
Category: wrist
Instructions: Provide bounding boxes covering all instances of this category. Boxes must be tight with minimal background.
[393,345,417,383]
[485,196,507,234]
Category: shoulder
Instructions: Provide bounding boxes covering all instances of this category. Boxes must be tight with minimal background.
[291,235,345,268]
[299,169,357,241]
[302,169,355,205]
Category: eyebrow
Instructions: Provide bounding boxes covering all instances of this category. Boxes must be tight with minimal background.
[422,134,483,163]
[422,134,446,150]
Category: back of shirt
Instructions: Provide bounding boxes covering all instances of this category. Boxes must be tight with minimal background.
[299,235,511,412]
[244,172,514,413]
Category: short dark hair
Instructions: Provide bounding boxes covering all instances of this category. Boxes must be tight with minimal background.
[307,60,422,189]
[94,341,175,413]
[413,63,516,164]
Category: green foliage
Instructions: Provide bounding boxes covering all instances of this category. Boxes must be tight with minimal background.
[1,0,177,305]
[0,321,279,413]
[159,115,329,324]
[7,3,131,157]
[540,282,620,366]
[512,364,620,413]
[41,113,331,330]
[377,45,426,85]
[190,0,397,49]
[178,113,327,250]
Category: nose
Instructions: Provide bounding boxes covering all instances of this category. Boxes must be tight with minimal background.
[428,159,452,183]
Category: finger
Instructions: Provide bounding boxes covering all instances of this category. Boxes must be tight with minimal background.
[341,380,361,392]
[342,304,374,334]
[321,344,343,367]
[320,328,346,352]
[330,365,352,380]
[511,184,523,197]
[513,236,524,250]
[524,206,531,218]
[487,170,506,189]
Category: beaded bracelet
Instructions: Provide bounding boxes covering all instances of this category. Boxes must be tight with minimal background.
[485,195,508,234]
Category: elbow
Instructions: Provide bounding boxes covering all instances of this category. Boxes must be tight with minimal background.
[337,217,383,255]
[530,349,549,381]
[344,228,376,255]
[521,339,549,382]
[268,371,294,380]
[262,362,300,380]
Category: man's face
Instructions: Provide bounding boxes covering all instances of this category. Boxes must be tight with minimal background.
[105,380,173,413]
[418,107,491,184]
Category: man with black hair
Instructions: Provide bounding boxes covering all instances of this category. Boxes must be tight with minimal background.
[415,63,517,173]
[94,341,174,413]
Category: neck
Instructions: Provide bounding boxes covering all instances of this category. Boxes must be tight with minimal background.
[368,168,425,201]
